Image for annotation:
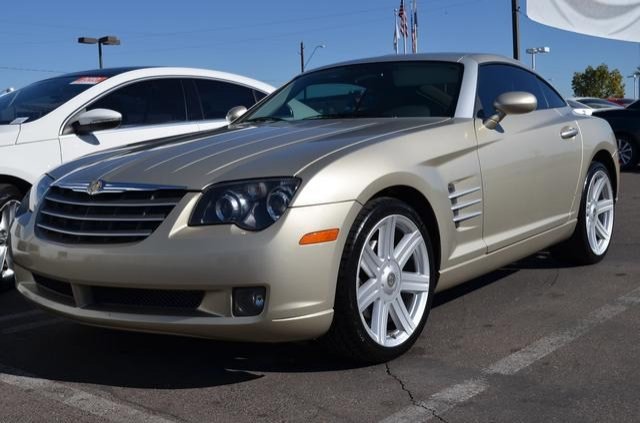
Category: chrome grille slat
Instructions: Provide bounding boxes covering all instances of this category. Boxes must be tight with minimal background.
[44,193,181,207]
[36,184,186,244]
[37,223,152,238]
[40,209,166,222]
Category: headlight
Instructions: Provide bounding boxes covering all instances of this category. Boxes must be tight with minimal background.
[28,174,54,212]
[189,178,300,231]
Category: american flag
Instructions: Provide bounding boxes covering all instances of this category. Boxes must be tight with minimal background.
[398,0,409,38]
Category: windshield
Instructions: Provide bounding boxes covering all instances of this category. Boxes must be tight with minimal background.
[567,100,589,109]
[0,75,106,124]
[241,61,463,122]
[578,98,622,109]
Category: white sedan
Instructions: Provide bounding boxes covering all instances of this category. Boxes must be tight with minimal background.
[0,67,273,288]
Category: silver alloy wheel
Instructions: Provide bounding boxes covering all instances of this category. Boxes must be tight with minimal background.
[356,214,430,347]
[585,170,614,256]
[0,200,20,282]
[617,137,633,168]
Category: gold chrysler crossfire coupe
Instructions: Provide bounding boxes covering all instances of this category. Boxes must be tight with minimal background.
[10,54,618,362]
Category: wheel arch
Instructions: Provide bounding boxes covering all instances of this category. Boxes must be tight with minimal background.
[366,185,442,272]
[0,175,31,196]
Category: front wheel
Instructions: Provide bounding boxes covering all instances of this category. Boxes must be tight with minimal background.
[323,198,436,363]
[0,184,22,292]
[552,162,615,265]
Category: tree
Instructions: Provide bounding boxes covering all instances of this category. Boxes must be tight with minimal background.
[571,64,625,98]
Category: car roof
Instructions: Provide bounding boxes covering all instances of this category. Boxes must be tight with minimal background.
[309,53,526,72]
[59,67,151,78]
[32,66,275,94]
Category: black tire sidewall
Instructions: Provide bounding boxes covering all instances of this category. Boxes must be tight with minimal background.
[0,184,22,209]
[335,197,436,362]
[617,134,639,171]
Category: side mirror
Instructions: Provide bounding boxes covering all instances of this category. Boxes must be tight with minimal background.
[226,106,247,123]
[72,108,122,134]
[483,91,537,130]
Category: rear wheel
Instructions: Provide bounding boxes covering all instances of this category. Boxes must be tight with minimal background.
[616,134,639,171]
[0,184,22,292]
[323,198,436,363]
[552,162,615,265]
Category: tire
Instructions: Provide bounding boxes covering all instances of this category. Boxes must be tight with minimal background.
[0,184,22,292]
[616,134,639,171]
[552,162,615,265]
[322,197,436,363]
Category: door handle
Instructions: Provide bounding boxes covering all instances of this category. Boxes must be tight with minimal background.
[560,126,579,139]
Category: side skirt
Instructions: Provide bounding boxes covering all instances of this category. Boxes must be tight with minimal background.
[436,220,576,293]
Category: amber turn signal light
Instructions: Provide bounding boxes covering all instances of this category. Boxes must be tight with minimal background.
[299,228,340,245]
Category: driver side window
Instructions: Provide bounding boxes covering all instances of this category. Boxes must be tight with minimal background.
[88,79,187,127]
[477,64,547,118]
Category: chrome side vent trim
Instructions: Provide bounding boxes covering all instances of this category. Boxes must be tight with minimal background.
[448,186,481,200]
[448,183,482,228]
[453,211,483,224]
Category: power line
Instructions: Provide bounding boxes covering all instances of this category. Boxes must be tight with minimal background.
[118,16,390,56]
[0,66,66,74]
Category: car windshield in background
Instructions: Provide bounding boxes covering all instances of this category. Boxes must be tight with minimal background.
[578,98,622,109]
[0,76,107,124]
[243,61,463,122]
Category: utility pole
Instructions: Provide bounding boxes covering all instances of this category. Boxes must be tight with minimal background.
[511,0,521,60]
[300,42,305,73]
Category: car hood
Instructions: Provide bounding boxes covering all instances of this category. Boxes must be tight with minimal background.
[0,124,20,147]
[51,118,451,190]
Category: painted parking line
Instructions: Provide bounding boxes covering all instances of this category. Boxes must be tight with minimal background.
[1,318,63,335]
[0,364,181,423]
[381,286,640,423]
[0,310,44,324]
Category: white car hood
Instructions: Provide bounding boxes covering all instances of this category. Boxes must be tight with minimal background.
[0,125,19,147]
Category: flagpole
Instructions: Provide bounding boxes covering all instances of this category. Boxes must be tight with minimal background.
[414,0,418,53]
[394,8,399,54]
[411,0,415,54]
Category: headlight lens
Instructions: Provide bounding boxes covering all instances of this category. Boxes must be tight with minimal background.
[189,178,300,231]
[28,174,54,212]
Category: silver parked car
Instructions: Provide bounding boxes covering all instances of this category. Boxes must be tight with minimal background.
[10,54,618,362]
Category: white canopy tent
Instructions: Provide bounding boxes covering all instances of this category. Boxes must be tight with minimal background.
[527,0,640,42]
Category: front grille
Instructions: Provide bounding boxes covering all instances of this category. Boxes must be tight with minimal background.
[37,184,186,244]
[34,273,74,297]
[92,286,204,310]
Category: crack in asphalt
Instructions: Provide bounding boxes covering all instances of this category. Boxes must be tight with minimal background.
[547,269,560,286]
[384,362,448,423]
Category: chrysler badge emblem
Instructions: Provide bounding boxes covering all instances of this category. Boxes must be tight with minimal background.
[87,179,104,195]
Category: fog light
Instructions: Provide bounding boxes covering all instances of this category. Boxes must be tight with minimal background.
[233,287,266,316]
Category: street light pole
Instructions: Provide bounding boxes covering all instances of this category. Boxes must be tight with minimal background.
[526,46,550,70]
[304,44,325,71]
[299,42,325,73]
[627,74,639,99]
[78,36,121,69]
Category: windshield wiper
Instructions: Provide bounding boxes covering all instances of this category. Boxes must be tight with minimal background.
[243,116,286,123]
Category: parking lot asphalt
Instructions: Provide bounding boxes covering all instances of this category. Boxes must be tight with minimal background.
[1,171,639,423]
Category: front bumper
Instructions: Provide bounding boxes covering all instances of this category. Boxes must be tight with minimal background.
[11,193,362,342]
